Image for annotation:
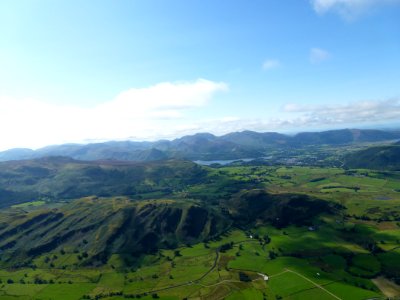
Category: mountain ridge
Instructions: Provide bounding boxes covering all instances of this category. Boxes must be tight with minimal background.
[1,128,400,162]
[0,197,232,266]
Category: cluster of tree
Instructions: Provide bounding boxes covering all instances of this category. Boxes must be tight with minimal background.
[3,278,58,284]
[219,242,234,252]
[238,272,251,282]
[82,291,122,299]
[269,250,279,260]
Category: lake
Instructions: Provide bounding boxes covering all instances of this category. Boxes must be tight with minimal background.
[193,158,255,166]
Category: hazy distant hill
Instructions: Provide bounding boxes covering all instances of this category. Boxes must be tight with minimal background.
[162,132,263,160]
[0,148,35,161]
[292,129,400,146]
[220,130,289,148]
[345,143,400,170]
[1,128,399,162]
[0,157,206,207]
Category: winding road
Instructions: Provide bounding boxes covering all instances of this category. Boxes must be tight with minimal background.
[92,238,343,300]
[139,247,220,295]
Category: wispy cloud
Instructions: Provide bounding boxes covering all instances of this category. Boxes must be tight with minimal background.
[282,98,400,126]
[161,98,400,137]
[262,59,281,71]
[310,0,400,19]
[310,48,330,64]
[0,79,228,150]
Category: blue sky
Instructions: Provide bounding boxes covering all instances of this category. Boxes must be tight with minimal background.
[0,0,399,150]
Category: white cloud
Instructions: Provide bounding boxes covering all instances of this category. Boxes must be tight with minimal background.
[262,59,281,71]
[155,98,400,136]
[1,82,399,151]
[282,98,400,126]
[187,98,400,136]
[311,0,400,18]
[310,48,330,64]
[0,79,227,150]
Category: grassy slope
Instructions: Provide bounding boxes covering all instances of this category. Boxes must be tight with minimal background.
[0,158,207,207]
[345,145,400,170]
[0,197,231,267]
[0,227,386,300]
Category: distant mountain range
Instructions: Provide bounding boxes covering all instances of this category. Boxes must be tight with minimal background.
[1,128,400,162]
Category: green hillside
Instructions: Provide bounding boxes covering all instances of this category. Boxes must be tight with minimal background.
[0,197,230,267]
[0,157,206,207]
[225,189,338,227]
[345,145,400,170]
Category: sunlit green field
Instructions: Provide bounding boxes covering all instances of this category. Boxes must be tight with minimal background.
[0,226,392,299]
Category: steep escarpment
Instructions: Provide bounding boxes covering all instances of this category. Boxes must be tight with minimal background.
[0,197,231,267]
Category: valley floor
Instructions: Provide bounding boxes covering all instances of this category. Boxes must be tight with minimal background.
[0,227,395,300]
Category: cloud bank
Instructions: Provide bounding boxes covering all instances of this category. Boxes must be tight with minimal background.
[128,98,400,139]
[0,79,398,151]
[0,79,227,150]
[199,98,400,136]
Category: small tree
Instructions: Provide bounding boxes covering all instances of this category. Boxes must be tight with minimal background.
[269,250,278,260]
